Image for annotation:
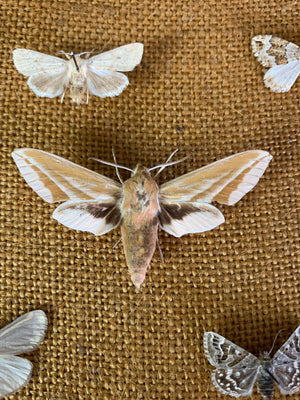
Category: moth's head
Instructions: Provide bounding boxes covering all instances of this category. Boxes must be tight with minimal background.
[56,50,73,60]
[132,164,152,178]
[259,351,272,362]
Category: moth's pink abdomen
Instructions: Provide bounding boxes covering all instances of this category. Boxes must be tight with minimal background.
[121,221,158,289]
[121,165,160,289]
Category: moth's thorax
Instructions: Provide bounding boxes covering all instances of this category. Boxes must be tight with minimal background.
[122,165,159,220]
[67,56,88,104]
[257,353,274,400]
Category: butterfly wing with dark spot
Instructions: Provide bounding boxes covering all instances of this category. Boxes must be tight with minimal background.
[272,326,300,394]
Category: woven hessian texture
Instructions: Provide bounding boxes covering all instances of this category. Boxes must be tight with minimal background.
[0,0,299,399]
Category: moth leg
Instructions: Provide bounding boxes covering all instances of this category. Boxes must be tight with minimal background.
[60,90,66,103]
[113,236,122,249]
[156,237,164,266]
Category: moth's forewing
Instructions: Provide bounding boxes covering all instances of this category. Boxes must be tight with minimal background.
[0,310,47,355]
[252,35,300,67]
[204,332,259,397]
[11,148,122,203]
[87,43,144,71]
[121,165,160,289]
[160,150,272,205]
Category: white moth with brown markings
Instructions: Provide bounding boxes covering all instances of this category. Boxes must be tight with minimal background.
[252,35,300,92]
[12,43,143,104]
[0,310,47,398]
[12,148,272,289]
[204,328,300,399]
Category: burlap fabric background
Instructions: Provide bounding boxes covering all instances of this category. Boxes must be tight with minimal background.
[0,0,299,399]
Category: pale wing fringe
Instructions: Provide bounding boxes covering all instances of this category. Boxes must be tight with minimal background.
[264,61,300,92]
[27,71,69,97]
[159,202,224,237]
[211,368,258,397]
[0,356,33,398]
[13,49,68,75]
[12,149,121,203]
[0,310,47,355]
[251,35,275,67]
[160,151,272,205]
[86,70,129,98]
[87,43,143,71]
[53,200,122,236]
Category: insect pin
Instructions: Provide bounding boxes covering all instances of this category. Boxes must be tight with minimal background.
[12,148,272,289]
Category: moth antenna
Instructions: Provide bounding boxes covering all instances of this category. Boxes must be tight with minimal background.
[70,52,80,71]
[56,50,71,58]
[268,329,286,355]
[156,237,164,266]
[149,155,190,175]
[152,149,179,177]
[77,50,95,57]
[113,237,122,249]
[90,157,134,173]
[112,147,123,183]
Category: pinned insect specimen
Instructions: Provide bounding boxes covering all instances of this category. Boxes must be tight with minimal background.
[13,43,143,104]
[252,35,300,92]
[204,328,300,399]
[12,149,272,289]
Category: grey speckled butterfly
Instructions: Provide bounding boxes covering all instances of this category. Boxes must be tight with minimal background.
[204,328,300,399]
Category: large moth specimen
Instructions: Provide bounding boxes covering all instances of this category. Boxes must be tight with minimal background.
[12,149,272,288]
